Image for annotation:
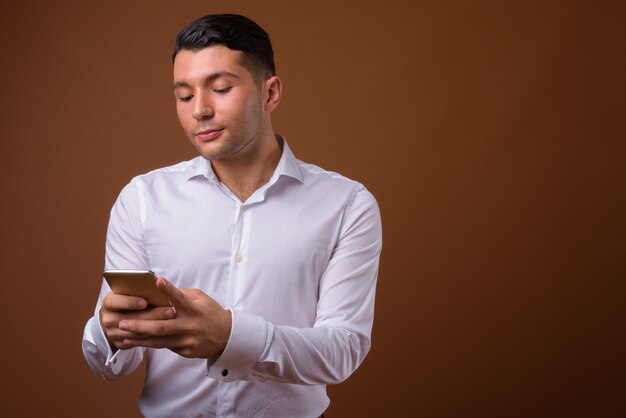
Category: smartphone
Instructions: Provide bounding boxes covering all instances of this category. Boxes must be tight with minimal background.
[103,269,170,307]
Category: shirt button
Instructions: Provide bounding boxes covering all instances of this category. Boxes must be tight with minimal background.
[240,205,247,212]
[235,254,243,263]
[222,369,229,377]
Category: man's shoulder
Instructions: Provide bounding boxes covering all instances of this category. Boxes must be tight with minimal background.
[297,160,366,193]
[295,160,380,220]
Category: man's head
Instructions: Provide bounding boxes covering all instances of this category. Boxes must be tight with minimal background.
[173,14,275,84]
[172,14,282,165]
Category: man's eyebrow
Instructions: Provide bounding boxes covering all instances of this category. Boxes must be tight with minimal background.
[173,72,241,89]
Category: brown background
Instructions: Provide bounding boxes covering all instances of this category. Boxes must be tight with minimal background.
[1,1,625,417]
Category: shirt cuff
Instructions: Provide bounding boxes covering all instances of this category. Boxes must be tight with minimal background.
[87,309,139,375]
[207,309,269,381]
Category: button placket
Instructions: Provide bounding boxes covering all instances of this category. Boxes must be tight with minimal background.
[233,204,246,265]
[228,204,249,307]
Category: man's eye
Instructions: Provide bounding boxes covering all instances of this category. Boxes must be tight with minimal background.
[214,87,232,94]
[178,95,193,102]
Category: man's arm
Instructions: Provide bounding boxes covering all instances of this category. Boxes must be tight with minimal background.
[82,179,154,380]
[227,188,382,384]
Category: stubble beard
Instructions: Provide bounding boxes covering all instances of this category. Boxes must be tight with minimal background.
[194,95,265,162]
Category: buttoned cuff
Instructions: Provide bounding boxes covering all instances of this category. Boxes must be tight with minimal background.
[207,309,270,381]
[88,309,139,375]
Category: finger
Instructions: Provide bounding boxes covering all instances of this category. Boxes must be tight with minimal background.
[103,323,153,350]
[102,308,176,346]
[155,277,193,311]
[180,288,208,300]
[108,329,151,342]
[105,307,176,325]
[123,306,176,320]
[119,317,181,337]
[103,292,148,312]
[115,335,155,350]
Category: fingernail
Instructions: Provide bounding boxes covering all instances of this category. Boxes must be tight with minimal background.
[165,308,175,318]
[137,299,147,309]
[119,321,127,330]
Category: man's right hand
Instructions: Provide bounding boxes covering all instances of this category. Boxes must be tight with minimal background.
[100,292,176,350]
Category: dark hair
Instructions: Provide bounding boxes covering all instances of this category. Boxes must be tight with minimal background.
[173,14,275,81]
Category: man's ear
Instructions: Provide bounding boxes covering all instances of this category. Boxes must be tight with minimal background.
[264,76,282,112]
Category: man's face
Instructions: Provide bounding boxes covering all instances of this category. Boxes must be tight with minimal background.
[173,45,267,162]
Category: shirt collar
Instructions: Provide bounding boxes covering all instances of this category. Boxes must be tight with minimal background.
[273,134,304,184]
[184,134,304,184]
[184,156,217,183]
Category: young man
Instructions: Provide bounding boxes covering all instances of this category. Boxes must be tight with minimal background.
[83,14,382,418]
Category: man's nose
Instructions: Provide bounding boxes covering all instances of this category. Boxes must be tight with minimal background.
[192,93,214,120]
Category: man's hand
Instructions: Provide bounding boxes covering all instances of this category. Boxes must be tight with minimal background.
[116,277,232,358]
[100,291,175,351]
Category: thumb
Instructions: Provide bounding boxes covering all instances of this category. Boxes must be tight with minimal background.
[156,277,192,310]
[181,288,209,301]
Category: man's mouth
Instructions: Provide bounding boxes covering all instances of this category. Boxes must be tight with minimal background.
[195,128,224,142]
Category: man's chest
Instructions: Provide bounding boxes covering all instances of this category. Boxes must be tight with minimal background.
[140,194,343,324]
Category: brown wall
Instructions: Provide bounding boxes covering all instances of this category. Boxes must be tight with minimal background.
[1,1,624,417]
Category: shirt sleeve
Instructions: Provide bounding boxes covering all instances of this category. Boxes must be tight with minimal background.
[82,179,149,380]
[208,187,382,385]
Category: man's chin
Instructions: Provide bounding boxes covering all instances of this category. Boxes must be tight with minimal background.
[196,146,232,162]
[191,135,251,162]
[191,140,221,160]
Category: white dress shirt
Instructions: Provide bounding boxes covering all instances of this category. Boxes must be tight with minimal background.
[82,137,382,418]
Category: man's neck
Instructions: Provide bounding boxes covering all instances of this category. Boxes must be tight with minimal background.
[211,133,283,203]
